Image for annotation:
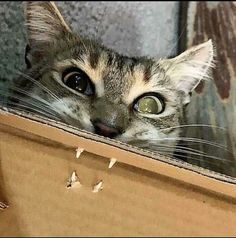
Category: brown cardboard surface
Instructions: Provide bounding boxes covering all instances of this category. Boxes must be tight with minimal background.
[0,108,236,199]
[1,124,236,236]
[1,108,236,236]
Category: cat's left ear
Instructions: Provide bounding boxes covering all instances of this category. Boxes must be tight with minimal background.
[160,40,215,104]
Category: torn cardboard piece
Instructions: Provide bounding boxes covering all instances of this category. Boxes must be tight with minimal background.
[92,180,103,193]
[0,201,8,210]
[108,158,117,169]
[75,147,84,159]
[66,171,81,189]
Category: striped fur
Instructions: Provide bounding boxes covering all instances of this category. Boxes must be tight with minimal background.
[12,1,215,154]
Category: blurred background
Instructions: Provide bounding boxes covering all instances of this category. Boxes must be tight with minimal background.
[0,1,235,176]
[0,1,179,80]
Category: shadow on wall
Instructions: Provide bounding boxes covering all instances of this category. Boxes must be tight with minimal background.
[0,1,179,81]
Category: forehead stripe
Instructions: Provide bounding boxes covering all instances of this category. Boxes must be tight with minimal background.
[89,49,100,69]
[143,66,152,82]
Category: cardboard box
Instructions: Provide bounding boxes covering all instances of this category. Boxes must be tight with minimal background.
[0,107,236,236]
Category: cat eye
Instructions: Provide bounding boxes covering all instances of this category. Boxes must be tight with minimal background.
[133,93,165,115]
[62,68,94,96]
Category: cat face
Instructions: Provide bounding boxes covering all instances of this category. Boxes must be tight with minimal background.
[21,2,214,152]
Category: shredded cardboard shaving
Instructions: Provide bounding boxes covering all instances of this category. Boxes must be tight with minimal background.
[92,180,103,193]
[75,147,84,159]
[109,158,117,169]
[0,202,8,210]
[66,171,81,189]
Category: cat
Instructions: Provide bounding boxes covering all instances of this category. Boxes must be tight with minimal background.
[6,1,214,155]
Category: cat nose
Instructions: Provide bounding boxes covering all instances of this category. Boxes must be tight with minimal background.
[91,120,120,138]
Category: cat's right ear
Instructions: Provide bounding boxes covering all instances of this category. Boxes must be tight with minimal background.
[24,1,72,66]
[24,1,71,46]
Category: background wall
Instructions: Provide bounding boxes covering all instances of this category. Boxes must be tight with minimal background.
[0,1,179,81]
[179,2,236,176]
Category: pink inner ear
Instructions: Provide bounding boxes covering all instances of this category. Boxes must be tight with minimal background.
[192,46,210,63]
[169,40,214,94]
[188,40,213,65]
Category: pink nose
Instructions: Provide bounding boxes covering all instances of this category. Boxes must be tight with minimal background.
[92,121,120,138]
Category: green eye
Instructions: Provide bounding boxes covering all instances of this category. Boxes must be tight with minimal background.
[134,95,164,114]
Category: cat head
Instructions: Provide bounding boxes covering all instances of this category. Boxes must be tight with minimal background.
[22,1,214,150]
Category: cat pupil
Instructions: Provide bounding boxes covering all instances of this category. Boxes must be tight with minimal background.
[68,74,87,92]
[63,70,94,96]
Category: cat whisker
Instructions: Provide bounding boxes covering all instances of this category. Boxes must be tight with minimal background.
[152,145,231,162]
[15,70,76,118]
[0,87,58,113]
[155,144,209,155]
[0,89,61,119]
[147,137,232,153]
[126,136,231,153]
[4,85,54,107]
[5,103,61,121]
[167,18,188,58]
[126,135,234,163]
[155,150,234,166]
[159,124,227,131]
[15,71,67,108]
[132,140,232,162]
[1,71,79,124]
[130,139,232,164]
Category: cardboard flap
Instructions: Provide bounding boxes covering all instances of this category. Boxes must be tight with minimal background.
[0,106,236,200]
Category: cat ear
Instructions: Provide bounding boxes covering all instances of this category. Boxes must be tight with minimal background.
[24,1,71,48]
[160,40,214,102]
[24,1,72,68]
